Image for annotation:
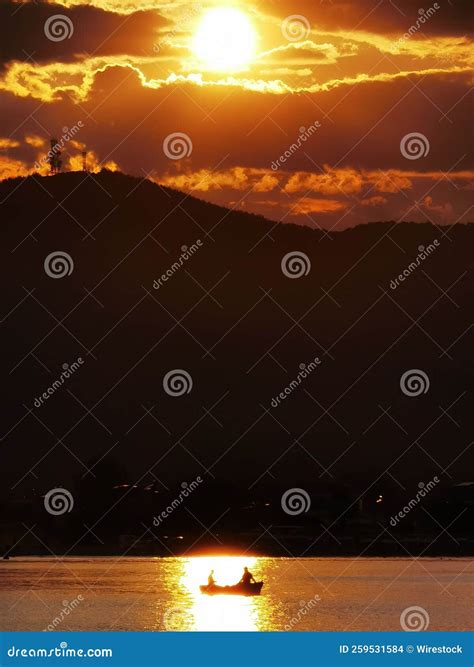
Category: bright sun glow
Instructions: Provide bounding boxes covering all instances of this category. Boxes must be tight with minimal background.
[192,8,257,71]
[181,556,260,631]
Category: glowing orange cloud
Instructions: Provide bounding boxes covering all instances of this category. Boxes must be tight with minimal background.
[160,167,279,193]
[160,166,474,198]
[0,45,471,103]
[0,138,20,149]
[0,155,31,179]
[289,197,349,214]
[361,196,388,206]
[24,135,46,148]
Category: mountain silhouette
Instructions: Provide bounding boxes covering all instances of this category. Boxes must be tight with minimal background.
[1,170,473,554]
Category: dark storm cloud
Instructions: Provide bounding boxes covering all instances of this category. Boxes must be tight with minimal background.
[71,67,471,173]
[259,0,473,38]
[0,0,167,66]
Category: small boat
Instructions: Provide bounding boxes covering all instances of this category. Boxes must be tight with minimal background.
[200,581,264,596]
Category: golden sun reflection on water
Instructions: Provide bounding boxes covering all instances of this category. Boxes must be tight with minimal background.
[165,556,273,631]
[184,556,258,631]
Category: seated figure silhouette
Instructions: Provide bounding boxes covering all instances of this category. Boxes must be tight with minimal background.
[239,567,256,586]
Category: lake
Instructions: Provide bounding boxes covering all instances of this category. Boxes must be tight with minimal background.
[0,556,471,631]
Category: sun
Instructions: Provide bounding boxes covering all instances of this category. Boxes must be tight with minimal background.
[192,8,257,72]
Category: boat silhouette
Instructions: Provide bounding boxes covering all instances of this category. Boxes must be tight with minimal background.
[200,581,264,596]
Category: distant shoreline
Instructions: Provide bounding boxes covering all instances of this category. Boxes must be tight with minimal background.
[3,546,474,559]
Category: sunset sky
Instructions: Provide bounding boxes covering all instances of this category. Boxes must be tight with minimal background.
[0,0,472,228]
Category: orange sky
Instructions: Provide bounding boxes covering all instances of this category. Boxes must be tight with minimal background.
[0,0,472,228]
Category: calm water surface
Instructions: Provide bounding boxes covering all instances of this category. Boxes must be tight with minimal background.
[0,557,471,631]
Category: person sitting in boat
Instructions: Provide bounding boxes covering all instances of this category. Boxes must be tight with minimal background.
[208,570,216,586]
[239,567,256,586]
